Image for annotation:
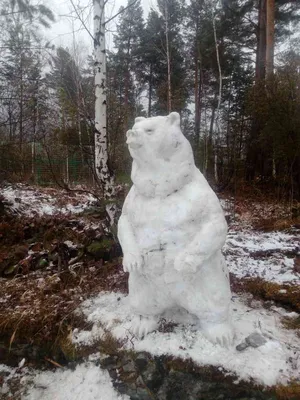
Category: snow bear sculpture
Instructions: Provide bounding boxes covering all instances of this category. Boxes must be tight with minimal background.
[118,112,234,346]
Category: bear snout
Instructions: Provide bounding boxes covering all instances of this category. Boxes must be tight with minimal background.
[126,129,142,148]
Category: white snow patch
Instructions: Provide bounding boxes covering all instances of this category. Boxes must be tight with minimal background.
[72,325,106,346]
[22,361,129,400]
[74,291,300,387]
[0,359,129,400]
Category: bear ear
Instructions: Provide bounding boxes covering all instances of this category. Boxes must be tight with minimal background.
[168,112,180,126]
[135,116,146,123]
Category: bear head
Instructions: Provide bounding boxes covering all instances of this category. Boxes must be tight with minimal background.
[126,112,196,198]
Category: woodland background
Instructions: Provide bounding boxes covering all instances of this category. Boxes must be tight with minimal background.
[0,0,300,201]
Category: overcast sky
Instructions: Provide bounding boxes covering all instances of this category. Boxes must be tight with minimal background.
[47,0,157,57]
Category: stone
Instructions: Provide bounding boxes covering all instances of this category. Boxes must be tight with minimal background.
[101,355,117,370]
[118,112,234,346]
[132,388,153,400]
[245,332,267,348]
[135,353,149,371]
[122,360,136,373]
[236,341,249,352]
[140,358,165,391]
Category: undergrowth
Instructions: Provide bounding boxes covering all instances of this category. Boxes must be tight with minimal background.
[231,276,300,313]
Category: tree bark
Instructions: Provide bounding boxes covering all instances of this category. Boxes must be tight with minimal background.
[148,62,153,117]
[164,2,172,113]
[256,0,266,81]
[266,0,275,77]
[94,0,114,198]
[194,53,202,147]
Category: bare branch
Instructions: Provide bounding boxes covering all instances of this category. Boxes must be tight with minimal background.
[69,0,94,41]
[105,0,139,26]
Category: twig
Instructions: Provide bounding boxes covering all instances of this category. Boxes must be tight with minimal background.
[44,357,63,368]
[105,0,139,26]
[69,0,94,42]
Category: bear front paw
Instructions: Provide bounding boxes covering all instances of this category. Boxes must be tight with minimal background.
[123,252,143,272]
[174,253,199,273]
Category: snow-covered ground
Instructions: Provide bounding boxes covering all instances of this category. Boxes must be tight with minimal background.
[1,185,300,397]
[71,291,300,387]
[1,356,129,400]
[225,230,299,284]
[1,185,97,217]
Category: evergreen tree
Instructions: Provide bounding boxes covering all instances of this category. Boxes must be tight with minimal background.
[113,0,144,127]
[138,2,187,116]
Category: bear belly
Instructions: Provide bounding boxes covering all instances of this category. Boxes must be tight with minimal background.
[128,187,202,256]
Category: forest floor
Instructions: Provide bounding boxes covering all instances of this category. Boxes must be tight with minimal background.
[0,183,300,399]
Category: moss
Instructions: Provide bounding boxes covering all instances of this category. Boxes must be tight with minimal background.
[87,239,114,260]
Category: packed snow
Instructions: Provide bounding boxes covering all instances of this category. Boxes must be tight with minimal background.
[72,291,300,387]
[0,357,129,400]
[22,361,129,400]
[120,113,232,345]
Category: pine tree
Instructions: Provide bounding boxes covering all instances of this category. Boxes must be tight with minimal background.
[113,0,145,127]
[138,2,187,116]
[0,2,54,149]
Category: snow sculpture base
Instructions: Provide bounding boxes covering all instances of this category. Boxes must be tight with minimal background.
[118,112,234,346]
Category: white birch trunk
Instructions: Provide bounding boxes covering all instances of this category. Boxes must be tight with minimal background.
[94,0,114,195]
[94,0,115,224]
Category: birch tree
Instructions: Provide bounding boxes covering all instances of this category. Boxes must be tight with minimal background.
[94,0,114,201]
[93,0,140,224]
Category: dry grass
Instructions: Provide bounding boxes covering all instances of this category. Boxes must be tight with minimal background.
[0,261,128,349]
[281,316,300,332]
[276,382,300,400]
[220,185,299,231]
[231,275,300,313]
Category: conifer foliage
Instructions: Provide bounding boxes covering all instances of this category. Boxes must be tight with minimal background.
[0,0,300,200]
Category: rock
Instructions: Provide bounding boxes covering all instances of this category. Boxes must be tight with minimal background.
[122,360,136,373]
[101,355,117,370]
[245,332,267,348]
[236,341,249,352]
[157,370,206,400]
[133,388,153,400]
[140,357,165,392]
[135,352,149,371]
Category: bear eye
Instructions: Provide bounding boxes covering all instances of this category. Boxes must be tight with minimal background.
[146,128,153,135]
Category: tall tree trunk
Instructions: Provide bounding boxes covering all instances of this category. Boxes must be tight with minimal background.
[194,49,202,166]
[212,8,222,184]
[94,0,114,199]
[194,55,201,141]
[19,53,23,151]
[164,2,172,113]
[256,0,266,81]
[266,0,275,77]
[246,0,267,181]
[148,62,153,117]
